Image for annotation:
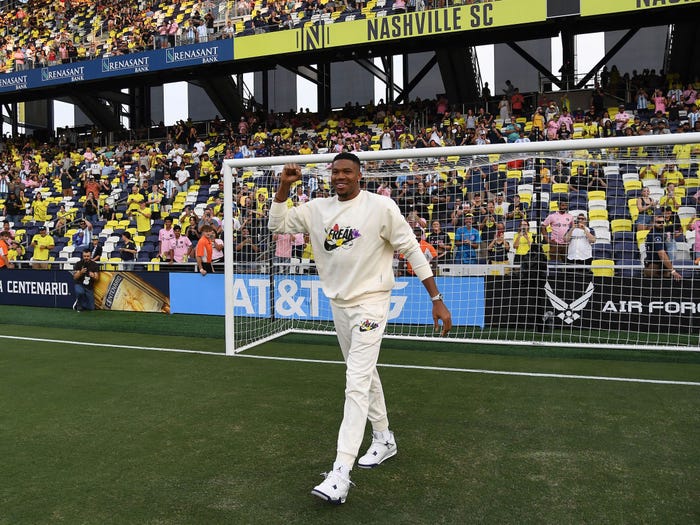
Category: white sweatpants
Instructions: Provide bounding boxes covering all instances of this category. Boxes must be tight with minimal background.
[331,297,391,468]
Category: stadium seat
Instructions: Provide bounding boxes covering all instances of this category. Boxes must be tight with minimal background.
[624,180,642,192]
[611,219,632,233]
[588,209,609,221]
[552,183,569,194]
[592,244,613,260]
[641,178,661,189]
[591,259,615,277]
[594,229,611,244]
[636,229,650,248]
[588,199,607,211]
[677,206,696,221]
[590,219,610,231]
[627,198,640,221]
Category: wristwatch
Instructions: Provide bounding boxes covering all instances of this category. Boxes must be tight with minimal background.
[431,293,444,302]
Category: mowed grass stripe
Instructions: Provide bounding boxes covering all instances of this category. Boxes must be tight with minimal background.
[1,341,699,524]
[3,327,700,386]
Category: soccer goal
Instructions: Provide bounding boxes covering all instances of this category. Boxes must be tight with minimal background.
[222,134,700,354]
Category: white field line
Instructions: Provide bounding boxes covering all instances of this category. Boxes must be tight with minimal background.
[2,334,699,387]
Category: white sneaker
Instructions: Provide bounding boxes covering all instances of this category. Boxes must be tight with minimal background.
[311,462,353,505]
[357,430,397,469]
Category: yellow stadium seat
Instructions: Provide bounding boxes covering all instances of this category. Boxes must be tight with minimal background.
[552,183,569,194]
[636,229,650,248]
[588,209,609,221]
[447,231,455,250]
[506,170,522,180]
[627,198,639,221]
[542,243,551,260]
[105,257,122,271]
[591,259,615,277]
[684,178,700,188]
[624,180,643,192]
[611,219,632,233]
[588,190,606,201]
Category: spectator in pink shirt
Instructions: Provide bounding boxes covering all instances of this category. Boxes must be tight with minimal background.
[212,236,224,264]
[682,83,697,109]
[690,218,700,263]
[557,108,573,132]
[168,225,193,265]
[541,199,574,263]
[273,232,294,273]
[158,216,176,260]
[614,105,630,136]
[653,89,667,114]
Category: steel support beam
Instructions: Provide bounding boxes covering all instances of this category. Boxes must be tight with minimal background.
[575,28,640,89]
[394,54,438,105]
[508,41,563,89]
[354,58,402,95]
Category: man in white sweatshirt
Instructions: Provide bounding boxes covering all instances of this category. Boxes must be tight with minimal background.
[268,152,452,504]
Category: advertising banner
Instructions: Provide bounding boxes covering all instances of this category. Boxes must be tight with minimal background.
[91,271,170,313]
[170,273,485,326]
[0,40,234,94]
[486,270,700,334]
[0,269,75,308]
[0,269,169,312]
[235,0,547,59]
[580,0,699,17]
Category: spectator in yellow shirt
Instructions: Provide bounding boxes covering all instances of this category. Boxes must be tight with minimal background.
[659,183,681,212]
[31,192,50,223]
[131,201,153,235]
[660,163,684,187]
[199,153,215,183]
[31,227,54,269]
[127,184,145,213]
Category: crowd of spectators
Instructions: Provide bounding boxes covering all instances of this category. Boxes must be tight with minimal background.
[0,0,497,72]
[1,70,700,275]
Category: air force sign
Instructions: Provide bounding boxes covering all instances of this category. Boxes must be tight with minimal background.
[544,281,595,325]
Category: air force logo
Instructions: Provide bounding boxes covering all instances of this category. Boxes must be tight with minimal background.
[544,281,594,324]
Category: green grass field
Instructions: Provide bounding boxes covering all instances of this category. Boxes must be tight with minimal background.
[1,306,699,524]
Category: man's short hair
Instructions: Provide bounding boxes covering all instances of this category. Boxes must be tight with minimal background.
[333,152,361,169]
[122,231,132,240]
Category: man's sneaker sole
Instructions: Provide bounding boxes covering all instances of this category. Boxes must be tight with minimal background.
[310,488,346,505]
[357,447,397,469]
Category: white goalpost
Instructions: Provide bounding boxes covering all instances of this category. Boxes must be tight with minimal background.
[222,133,700,355]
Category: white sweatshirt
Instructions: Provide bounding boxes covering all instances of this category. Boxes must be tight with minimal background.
[268,190,433,306]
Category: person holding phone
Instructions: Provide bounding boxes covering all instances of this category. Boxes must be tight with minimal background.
[564,214,596,265]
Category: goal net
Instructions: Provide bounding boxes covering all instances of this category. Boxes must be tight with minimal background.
[222,134,700,354]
